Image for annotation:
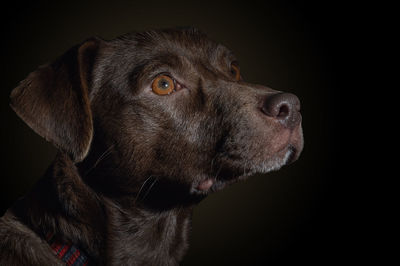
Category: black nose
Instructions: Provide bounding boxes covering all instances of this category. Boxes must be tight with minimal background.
[261,93,301,129]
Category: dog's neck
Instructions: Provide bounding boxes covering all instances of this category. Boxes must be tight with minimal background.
[103,199,192,265]
[11,153,193,265]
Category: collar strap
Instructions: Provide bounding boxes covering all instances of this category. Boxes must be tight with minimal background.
[46,233,90,266]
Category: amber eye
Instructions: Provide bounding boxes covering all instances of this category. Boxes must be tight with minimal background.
[231,64,241,81]
[152,75,175,95]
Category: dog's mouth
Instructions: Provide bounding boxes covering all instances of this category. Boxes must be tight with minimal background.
[282,144,299,165]
[191,144,300,195]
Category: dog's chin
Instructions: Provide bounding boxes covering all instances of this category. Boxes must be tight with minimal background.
[191,144,302,195]
[253,144,300,174]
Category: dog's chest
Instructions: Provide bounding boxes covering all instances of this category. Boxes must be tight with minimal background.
[105,207,192,265]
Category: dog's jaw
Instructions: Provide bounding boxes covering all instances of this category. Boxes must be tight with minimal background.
[190,124,303,195]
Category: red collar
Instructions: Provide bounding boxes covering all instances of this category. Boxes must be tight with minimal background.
[46,233,90,265]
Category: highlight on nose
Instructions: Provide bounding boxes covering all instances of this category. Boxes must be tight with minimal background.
[261,93,301,129]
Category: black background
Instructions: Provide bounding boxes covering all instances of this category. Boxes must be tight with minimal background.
[0,0,368,264]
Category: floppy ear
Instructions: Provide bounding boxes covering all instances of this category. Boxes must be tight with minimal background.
[10,38,101,162]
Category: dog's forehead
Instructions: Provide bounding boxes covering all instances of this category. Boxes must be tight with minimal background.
[116,28,235,65]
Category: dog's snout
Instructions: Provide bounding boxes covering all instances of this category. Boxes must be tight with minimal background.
[261,93,301,129]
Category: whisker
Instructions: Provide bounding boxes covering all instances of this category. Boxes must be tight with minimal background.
[84,144,115,176]
[94,144,115,168]
[214,164,222,180]
[140,177,159,202]
[133,176,155,204]
[210,155,217,172]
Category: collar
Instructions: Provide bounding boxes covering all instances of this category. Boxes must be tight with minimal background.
[46,233,90,266]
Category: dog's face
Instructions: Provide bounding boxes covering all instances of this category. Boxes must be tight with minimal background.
[11,28,303,207]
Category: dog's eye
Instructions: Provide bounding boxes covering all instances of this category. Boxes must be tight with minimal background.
[231,63,241,81]
[152,75,175,95]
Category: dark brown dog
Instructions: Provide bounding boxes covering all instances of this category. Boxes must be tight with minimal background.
[0,28,303,265]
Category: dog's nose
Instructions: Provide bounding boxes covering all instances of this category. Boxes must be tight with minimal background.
[261,93,301,129]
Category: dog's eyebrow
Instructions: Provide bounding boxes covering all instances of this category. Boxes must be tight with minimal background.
[131,54,184,87]
[204,44,238,71]
[144,59,182,78]
[219,48,238,65]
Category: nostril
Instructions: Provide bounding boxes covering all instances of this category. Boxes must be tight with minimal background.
[277,103,290,119]
[261,93,294,119]
[261,92,301,129]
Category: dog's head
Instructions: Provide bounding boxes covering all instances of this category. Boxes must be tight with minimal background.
[11,28,303,208]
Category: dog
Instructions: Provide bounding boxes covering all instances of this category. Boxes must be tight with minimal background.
[0,28,303,265]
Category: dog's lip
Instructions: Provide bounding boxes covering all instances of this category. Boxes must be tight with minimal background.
[196,179,214,191]
[190,178,217,194]
[285,145,298,165]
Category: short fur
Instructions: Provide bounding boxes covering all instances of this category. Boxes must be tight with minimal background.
[1,28,303,265]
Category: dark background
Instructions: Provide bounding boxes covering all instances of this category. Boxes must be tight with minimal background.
[0,0,365,264]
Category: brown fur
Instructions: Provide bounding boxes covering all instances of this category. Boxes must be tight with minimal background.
[1,28,303,265]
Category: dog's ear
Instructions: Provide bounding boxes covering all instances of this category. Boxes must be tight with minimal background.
[10,38,102,162]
